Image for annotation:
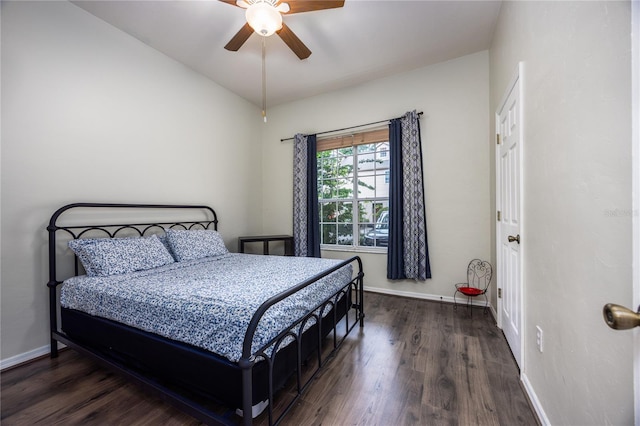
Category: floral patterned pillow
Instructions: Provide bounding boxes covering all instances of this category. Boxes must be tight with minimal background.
[165,229,228,262]
[157,235,177,260]
[68,235,174,277]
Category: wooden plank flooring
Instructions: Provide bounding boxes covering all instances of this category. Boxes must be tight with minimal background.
[1,293,538,425]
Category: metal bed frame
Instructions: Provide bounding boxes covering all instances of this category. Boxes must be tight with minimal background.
[47,203,365,425]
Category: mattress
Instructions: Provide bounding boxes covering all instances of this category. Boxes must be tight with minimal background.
[61,253,353,362]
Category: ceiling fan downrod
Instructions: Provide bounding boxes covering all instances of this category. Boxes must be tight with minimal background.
[262,36,267,123]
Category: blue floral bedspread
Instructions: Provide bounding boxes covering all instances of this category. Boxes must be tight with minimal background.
[61,253,353,362]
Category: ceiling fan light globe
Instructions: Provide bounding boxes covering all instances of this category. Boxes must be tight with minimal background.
[245,3,283,37]
[276,2,290,13]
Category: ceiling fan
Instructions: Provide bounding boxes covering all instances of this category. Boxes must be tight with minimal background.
[219,0,345,60]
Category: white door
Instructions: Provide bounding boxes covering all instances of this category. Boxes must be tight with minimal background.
[496,64,523,369]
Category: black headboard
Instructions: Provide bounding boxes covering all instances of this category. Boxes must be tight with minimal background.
[47,202,218,287]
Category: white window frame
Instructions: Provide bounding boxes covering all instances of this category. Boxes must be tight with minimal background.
[317,139,389,253]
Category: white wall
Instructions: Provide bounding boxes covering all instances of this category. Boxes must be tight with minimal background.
[260,51,491,301]
[0,1,263,364]
[490,1,634,424]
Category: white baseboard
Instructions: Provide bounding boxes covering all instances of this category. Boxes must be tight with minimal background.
[1,342,66,371]
[1,344,51,371]
[363,285,491,308]
[522,372,551,426]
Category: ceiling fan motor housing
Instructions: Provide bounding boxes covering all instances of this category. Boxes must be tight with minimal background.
[245,2,283,37]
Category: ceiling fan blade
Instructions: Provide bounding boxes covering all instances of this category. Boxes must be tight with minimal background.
[277,22,312,60]
[224,23,254,51]
[285,0,344,14]
[218,0,239,7]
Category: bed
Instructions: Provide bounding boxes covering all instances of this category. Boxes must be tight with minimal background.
[47,203,365,425]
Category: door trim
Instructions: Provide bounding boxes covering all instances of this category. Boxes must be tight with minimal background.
[631,0,639,422]
[496,61,525,371]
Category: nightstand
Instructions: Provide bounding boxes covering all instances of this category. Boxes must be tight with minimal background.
[238,235,294,256]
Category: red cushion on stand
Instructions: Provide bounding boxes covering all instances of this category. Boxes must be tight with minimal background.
[459,287,483,296]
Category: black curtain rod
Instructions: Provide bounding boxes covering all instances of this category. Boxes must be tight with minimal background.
[280,111,423,142]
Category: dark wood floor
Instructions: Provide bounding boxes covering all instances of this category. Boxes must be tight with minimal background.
[1,293,538,425]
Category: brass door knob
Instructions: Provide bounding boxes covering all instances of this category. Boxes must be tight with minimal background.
[603,303,640,330]
[507,234,520,244]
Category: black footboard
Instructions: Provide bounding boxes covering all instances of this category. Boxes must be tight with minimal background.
[238,255,364,425]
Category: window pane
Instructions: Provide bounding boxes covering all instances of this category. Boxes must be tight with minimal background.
[317,160,326,177]
[337,201,353,223]
[320,202,337,222]
[339,154,354,169]
[336,177,353,199]
[318,157,336,179]
[376,143,389,159]
[357,144,375,153]
[337,224,353,246]
[373,201,389,224]
[358,201,374,224]
[361,212,389,247]
[359,224,373,246]
[375,172,390,198]
[319,179,336,199]
[357,153,376,172]
[321,224,336,245]
[318,157,335,178]
[357,175,376,197]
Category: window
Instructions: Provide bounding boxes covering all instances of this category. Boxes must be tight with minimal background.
[317,129,389,249]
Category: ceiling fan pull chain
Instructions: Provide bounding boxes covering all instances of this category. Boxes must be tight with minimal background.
[262,36,267,123]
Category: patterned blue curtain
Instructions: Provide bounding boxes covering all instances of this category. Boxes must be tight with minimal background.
[387,111,431,280]
[293,133,320,257]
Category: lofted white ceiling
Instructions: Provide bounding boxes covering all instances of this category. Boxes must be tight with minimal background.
[71,0,502,107]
